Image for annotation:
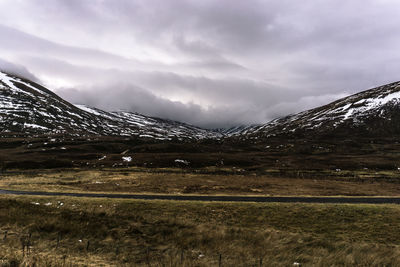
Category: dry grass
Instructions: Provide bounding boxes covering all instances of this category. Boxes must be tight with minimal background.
[2,168,400,196]
[1,195,400,266]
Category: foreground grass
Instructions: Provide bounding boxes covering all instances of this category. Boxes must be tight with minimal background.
[2,168,400,196]
[1,195,400,266]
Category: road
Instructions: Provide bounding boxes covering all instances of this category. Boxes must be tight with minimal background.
[1,189,400,204]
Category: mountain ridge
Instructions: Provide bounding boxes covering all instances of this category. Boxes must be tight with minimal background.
[3,70,400,142]
[0,71,221,140]
[231,80,400,141]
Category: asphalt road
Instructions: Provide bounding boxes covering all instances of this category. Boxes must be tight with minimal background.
[1,189,400,204]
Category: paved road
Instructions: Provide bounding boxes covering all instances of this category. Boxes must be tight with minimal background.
[1,189,400,204]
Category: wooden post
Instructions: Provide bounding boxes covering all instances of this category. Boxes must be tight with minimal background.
[3,231,7,241]
[259,257,263,267]
[27,233,32,255]
[146,247,150,266]
[115,245,119,256]
[20,237,25,257]
[219,254,222,267]
[86,240,90,251]
[56,233,61,249]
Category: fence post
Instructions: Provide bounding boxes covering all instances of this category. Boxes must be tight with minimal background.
[259,257,263,267]
[146,247,150,266]
[219,254,222,267]
[3,231,7,241]
[20,236,25,257]
[56,233,61,249]
[27,233,32,255]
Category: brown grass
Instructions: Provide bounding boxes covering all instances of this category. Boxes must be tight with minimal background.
[1,195,400,266]
[2,168,400,196]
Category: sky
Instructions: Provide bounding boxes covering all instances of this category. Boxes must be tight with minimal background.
[1,0,400,128]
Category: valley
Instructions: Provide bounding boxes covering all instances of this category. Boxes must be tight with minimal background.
[2,1,400,265]
[2,71,400,265]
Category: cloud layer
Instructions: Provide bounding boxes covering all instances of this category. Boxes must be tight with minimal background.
[1,0,400,128]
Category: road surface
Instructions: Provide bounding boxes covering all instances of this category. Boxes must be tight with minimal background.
[1,189,400,204]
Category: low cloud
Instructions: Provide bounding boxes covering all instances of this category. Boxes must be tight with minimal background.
[0,58,39,82]
[55,82,272,129]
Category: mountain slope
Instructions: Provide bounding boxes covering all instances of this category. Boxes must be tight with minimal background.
[235,81,400,140]
[0,71,221,140]
[75,104,221,140]
[215,125,255,136]
[4,69,400,142]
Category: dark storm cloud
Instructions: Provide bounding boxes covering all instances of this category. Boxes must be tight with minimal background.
[1,0,400,128]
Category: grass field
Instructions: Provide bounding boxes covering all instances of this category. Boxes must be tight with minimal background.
[1,195,400,266]
[3,135,400,172]
[2,168,400,196]
[2,136,400,266]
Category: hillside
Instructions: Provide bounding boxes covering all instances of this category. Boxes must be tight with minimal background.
[0,71,221,140]
[233,81,400,141]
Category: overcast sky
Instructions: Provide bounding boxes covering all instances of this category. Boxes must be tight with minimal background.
[1,0,400,128]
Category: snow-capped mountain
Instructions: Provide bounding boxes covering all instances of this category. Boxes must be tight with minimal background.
[215,125,256,136]
[0,71,221,140]
[75,105,221,140]
[3,69,400,142]
[234,81,400,140]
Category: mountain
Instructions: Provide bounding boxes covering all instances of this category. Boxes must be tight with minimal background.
[74,105,221,140]
[3,69,400,143]
[215,125,256,136]
[233,81,400,141]
[0,71,221,140]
